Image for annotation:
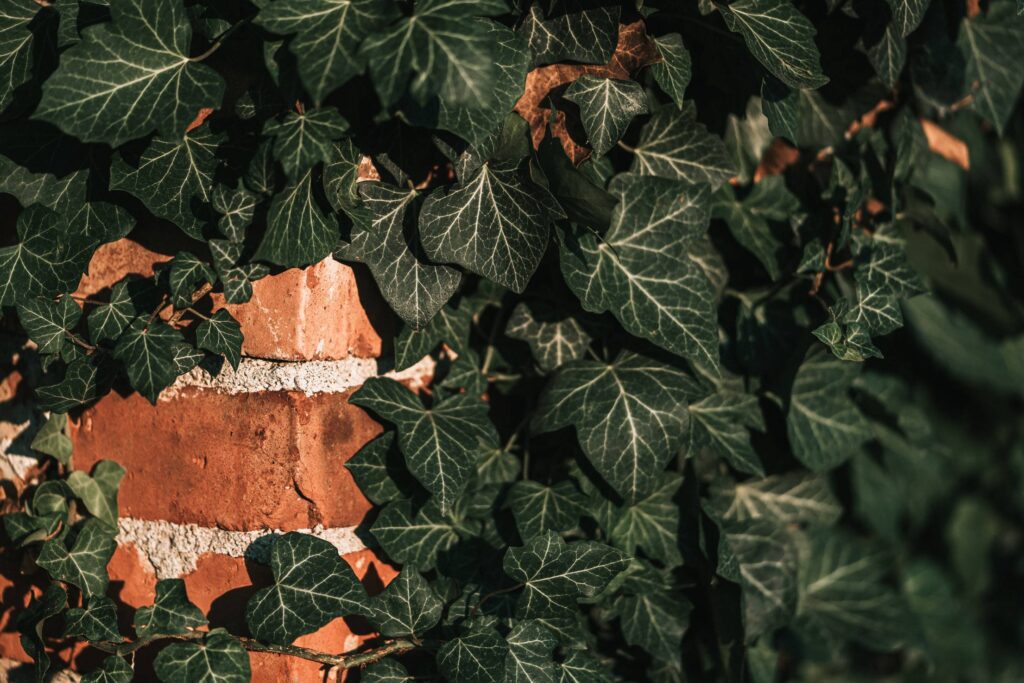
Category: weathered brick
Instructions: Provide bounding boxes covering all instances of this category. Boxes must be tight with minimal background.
[70,387,381,531]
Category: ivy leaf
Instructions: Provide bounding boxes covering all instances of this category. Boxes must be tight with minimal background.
[0,1,41,111]
[17,583,66,683]
[598,474,683,567]
[518,0,620,67]
[436,625,507,683]
[255,0,397,103]
[508,481,583,540]
[36,0,224,146]
[266,109,349,179]
[135,579,208,637]
[88,278,144,344]
[168,252,215,308]
[363,659,414,682]
[687,389,766,476]
[356,183,463,328]
[787,347,872,471]
[888,0,930,36]
[346,432,422,505]
[246,532,367,644]
[371,500,459,570]
[534,353,691,503]
[557,652,614,683]
[82,656,133,683]
[153,628,251,683]
[37,519,116,596]
[64,595,121,643]
[35,356,108,412]
[111,131,223,241]
[631,105,735,189]
[557,175,720,369]
[66,460,124,532]
[351,377,498,513]
[419,160,560,292]
[31,412,72,465]
[564,76,649,156]
[720,0,829,90]
[504,620,558,682]
[708,473,842,526]
[368,569,443,637]
[505,302,592,373]
[797,529,915,651]
[957,2,1024,135]
[394,301,472,370]
[211,185,257,242]
[614,589,692,660]
[712,176,800,281]
[255,167,339,268]
[650,33,692,109]
[360,0,508,108]
[0,205,92,306]
[196,310,243,370]
[114,317,187,404]
[16,295,82,355]
[503,531,630,617]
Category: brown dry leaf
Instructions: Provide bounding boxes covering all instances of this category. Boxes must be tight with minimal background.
[357,155,381,182]
[844,99,894,140]
[514,20,660,165]
[185,107,214,133]
[753,138,800,183]
[920,118,970,170]
[966,0,981,17]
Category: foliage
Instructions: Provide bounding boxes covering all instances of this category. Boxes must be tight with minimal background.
[2,0,1024,681]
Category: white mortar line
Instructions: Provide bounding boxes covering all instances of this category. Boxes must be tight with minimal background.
[117,518,367,579]
[161,354,435,399]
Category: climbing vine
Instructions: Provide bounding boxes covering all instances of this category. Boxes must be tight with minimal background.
[3,0,1024,681]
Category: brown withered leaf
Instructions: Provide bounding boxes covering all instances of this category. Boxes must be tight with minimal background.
[920,118,969,170]
[514,21,660,165]
[844,99,894,140]
[753,138,800,183]
[185,107,214,133]
[966,0,981,17]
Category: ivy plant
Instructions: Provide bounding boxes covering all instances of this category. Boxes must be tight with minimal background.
[3,0,1024,681]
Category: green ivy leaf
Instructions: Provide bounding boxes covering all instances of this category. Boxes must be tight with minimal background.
[419,160,560,292]
[557,652,614,683]
[35,356,108,412]
[631,105,736,189]
[598,474,683,567]
[81,656,133,683]
[135,579,208,637]
[534,353,691,504]
[352,376,498,513]
[614,588,692,660]
[0,205,92,306]
[708,472,842,526]
[436,625,506,682]
[360,0,509,108]
[712,176,800,281]
[503,531,630,617]
[720,0,829,90]
[153,628,251,683]
[504,620,557,682]
[64,595,121,643]
[786,347,872,471]
[564,76,649,156]
[356,183,463,327]
[114,317,187,404]
[88,278,146,344]
[255,167,339,268]
[687,389,766,476]
[17,295,81,356]
[195,309,243,370]
[246,532,367,644]
[363,658,414,682]
[168,252,215,308]
[211,184,257,242]
[371,499,459,570]
[394,300,472,370]
[368,569,443,637]
[558,175,720,368]
[518,0,619,67]
[0,1,43,111]
[66,460,124,531]
[37,519,116,596]
[508,481,583,540]
[16,583,66,683]
[505,302,591,373]
[650,33,692,109]
[957,2,1024,135]
[888,0,931,36]
[266,109,349,179]
[36,0,224,146]
[30,412,72,465]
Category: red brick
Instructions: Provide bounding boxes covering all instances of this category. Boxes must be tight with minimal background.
[70,387,381,531]
[76,237,390,361]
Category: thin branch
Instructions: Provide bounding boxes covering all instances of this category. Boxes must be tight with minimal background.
[167,282,215,326]
[190,19,248,62]
[185,307,211,321]
[65,332,96,353]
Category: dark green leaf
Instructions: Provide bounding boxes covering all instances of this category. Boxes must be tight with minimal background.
[504,620,557,683]
[266,109,349,178]
[506,302,591,372]
[564,76,649,156]
[371,499,459,570]
[64,595,121,643]
[368,569,443,637]
[114,317,187,404]
[631,105,735,189]
[135,579,208,636]
[30,412,72,465]
[153,628,251,683]
[436,625,506,683]
[518,0,619,67]
[687,389,766,476]
[66,460,124,531]
[17,295,82,355]
[37,519,116,596]
[195,309,243,370]
[508,481,582,540]
[256,167,339,267]
[650,33,692,109]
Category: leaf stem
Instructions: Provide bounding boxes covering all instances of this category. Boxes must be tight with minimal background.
[191,19,249,62]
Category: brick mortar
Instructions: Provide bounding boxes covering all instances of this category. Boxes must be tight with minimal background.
[117,518,366,579]
[161,354,435,398]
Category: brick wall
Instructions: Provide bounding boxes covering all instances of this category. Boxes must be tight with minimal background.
[0,233,419,681]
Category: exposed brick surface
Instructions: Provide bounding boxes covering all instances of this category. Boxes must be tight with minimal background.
[70,387,381,531]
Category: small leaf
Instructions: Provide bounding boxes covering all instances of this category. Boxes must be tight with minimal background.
[368,569,443,637]
[153,628,251,683]
[371,499,459,570]
[17,295,82,355]
[31,412,72,465]
[246,532,367,644]
[564,76,649,156]
[614,589,692,660]
[16,583,66,683]
[437,625,506,682]
[114,317,187,404]
[66,460,124,531]
[0,205,92,306]
[211,185,257,242]
[598,474,683,567]
[82,656,133,683]
[687,389,766,476]
[518,0,620,67]
[504,620,557,682]
[651,33,692,108]
[64,595,121,643]
[37,519,116,596]
[134,579,208,636]
[503,531,630,617]
[256,168,339,268]
[957,3,1024,135]
[195,310,243,370]
[168,252,215,308]
[708,472,842,526]
[265,109,349,179]
[505,302,592,373]
[508,481,583,540]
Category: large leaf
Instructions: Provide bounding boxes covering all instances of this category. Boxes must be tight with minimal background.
[505,302,592,373]
[508,481,583,540]
[650,33,692,109]
[356,182,463,328]
[246,532,367,644]
[0,205,93,306]
[564,76,649,156]
[534,353,691,503]
[64,596,121,643]
[503,531,630,617]
[957,2,1024,135]
[598,473,683,567]
[419,160,560,292]
[504,620,558,682]
[36,0,223,146]
[351,377,498,513]
[367,569,443,637]
[708,472,842,526]
[37,519,116,597]
[16,295,82,356]
[614,588,692,660]
[686,389,766,476]
[113,318,187,404]
[557,174,720,370]
[110,130,222,241]
[518,0,619,67]
[0,0,41,111]
[195,310,243,371]
[370,499,459,570]
[720,0,828,90]
[255,0,397,103]
[631,105,735,189]
[436,625,506,683]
